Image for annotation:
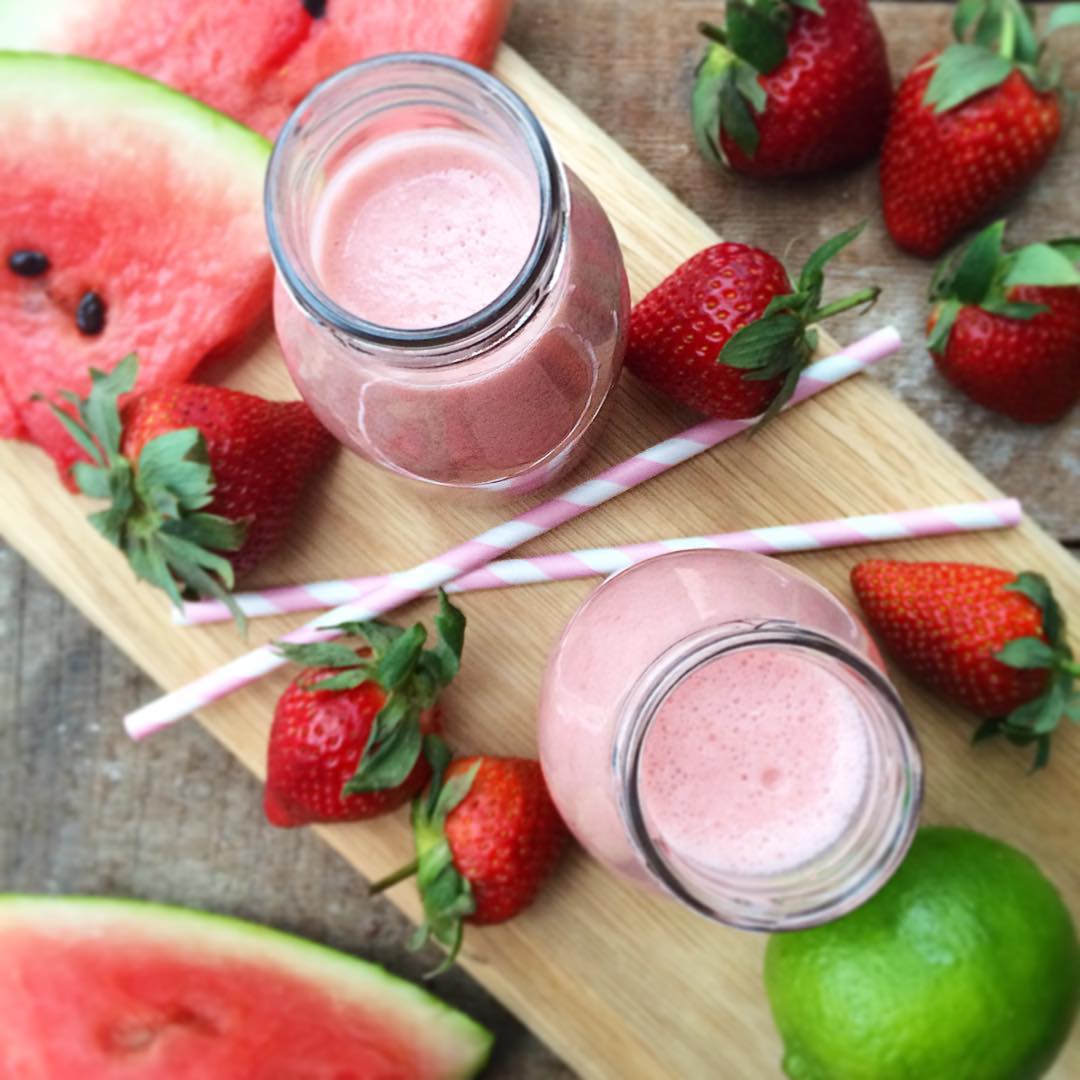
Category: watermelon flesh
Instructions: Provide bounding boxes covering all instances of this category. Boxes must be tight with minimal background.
[0,895,493,1078]
[0,52,272,477]
[0,0,513,138]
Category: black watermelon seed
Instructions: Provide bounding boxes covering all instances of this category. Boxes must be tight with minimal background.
[302,0,327,17]
[75,291,107,336]
[8,250,50,277]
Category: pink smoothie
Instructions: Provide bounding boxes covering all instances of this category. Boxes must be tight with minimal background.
[276,125,627,489]
[311,130,539,329]
[537,550,889,888]
[639,650,870,877]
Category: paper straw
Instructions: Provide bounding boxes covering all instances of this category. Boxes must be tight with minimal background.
[124,326,900,740]
[178,498,1022,625]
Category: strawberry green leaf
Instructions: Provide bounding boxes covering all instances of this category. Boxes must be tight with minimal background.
[157,532,236,591]
[733,60,767,113]
[46,401,105,466]
[720,75,760,157]
[1065,696,1080,723]
[422,734,454,816]
[1047,4,1080,33]
[333,620,405,658]
[345,715,423,795]
[979,299,1048,319]
[166,512,246,554]
[726,1,790,74]
[953,0,987,38]
[925,44,1014,113]
[718,312,804,370]
[1006,571,1063,643]
[1008,676,1068,736]
[691,46,730,164]
[135,428,217,514]
[126,534,185,611]
[786,0,823,12]
[1003,243,1080,287]
[995,636,1058,669]
[375,623,428,689]
[754,362,805,428]
[1047,238,1080,262]
[432,761,481,824]
[70,462,110,499]
[54,355,250,626]
[927,299,963,353]
[972,716,1005,743]
[409,756,481,975]
[1030,734,1052,771]
[306,668,373,692]
[370,692,413,746]
[276,641,366,669]
[797,223,867,294]
[972,3,1007,52]
[951,219,1006,303]
[84,355,137,464]
[429,590,466,686]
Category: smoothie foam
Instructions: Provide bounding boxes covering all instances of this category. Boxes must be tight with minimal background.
[311,130,539,329]
[639,649,870,877]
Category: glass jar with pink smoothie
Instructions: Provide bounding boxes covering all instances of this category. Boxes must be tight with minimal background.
[266,53,629,494]
[538,550,923,931]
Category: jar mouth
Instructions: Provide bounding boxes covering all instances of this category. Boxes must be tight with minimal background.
[265,52,564,356]
[614,621,923,932]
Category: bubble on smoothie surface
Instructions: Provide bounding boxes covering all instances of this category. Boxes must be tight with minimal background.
[639,649,870,876]
[311,129,540,330]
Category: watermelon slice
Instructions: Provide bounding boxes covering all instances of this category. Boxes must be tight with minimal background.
[0,0,513,138]
[0,894,493,1078]
[0,52,272,477]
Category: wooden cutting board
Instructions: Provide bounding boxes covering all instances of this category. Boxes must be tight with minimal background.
[2,44,1077,1079]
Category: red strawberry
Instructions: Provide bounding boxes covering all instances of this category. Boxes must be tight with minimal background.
[926,221,1080,423]
[626,226,878,421]
[264,659,440,826]
[880,3,1072,257]
[266,592,467,826]
[851,560,1079,768]
[374,745,570,970]
[693,0,891,178]
[50,354,335,619]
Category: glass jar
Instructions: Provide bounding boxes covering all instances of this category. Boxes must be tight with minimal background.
[266,53,629,494]
[537,550,923,931]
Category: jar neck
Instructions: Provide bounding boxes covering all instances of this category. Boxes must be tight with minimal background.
[613,621,923,932]
[265,52,568,367]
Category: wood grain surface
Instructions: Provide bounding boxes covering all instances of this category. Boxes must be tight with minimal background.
[2,4,1078,1079]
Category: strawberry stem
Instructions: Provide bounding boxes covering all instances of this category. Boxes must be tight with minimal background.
[809,287,880,323]
[999,9,1016,61]
[698,20,728,46]
[368,859,420,895]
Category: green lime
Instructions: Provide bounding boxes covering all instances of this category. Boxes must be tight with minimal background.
[765,826,1079,1080]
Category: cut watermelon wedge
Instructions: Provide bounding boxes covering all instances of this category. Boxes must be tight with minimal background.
[0,0,513,137]
[0,895,493,1078]
[0,52,272,478]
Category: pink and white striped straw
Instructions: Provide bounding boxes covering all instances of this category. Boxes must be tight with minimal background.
[124,326,900,740]
[178,498,1022,625]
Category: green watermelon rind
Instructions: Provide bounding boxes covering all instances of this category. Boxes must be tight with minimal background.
[0,894,494,1079]
[0,49,271,166]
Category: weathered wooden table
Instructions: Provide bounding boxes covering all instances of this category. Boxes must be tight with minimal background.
[2,4,1076,1076]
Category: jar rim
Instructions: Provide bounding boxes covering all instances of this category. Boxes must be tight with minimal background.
[264,52,564,354]
[613,620,924,931]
